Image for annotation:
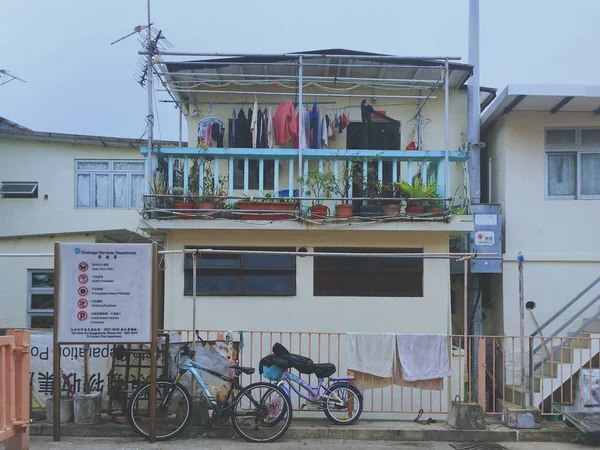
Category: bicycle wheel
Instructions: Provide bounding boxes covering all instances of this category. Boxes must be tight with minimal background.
[231,382,292,443]
[127,381,192,441]
[323,383,363,425]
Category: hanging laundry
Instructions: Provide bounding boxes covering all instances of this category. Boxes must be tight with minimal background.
[236,109,248,148]
[273,100,295,145]
[321,114,328,149]
[342,112,348,131]
[310,101,319,149]
[396,334,450,382]
[261,108,268,148]
[231,107,236,147]
[267,106,274,148]
[256,109,264,148]
[250,100,258,149]
[247,108,253,147]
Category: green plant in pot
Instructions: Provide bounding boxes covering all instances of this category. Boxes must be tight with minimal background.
[333,162,356,219]
[360,165,382,217]
[426,191,445,217]
[172,186,194,219]
[298,169,335,220]
[396,179,438,215]
[237,192,298,221]
[189,159,230,213]
[380,182,402,216]
[147,171,173,219]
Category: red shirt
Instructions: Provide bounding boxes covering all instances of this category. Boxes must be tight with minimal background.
[273,100,296,145]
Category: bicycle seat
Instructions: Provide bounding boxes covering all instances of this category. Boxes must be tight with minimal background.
[231,365,255,375]
[313,363,336,379]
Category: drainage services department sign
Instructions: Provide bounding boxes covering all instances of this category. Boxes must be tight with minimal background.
[57,243,152,343]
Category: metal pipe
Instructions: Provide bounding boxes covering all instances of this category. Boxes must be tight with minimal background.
[518,252,526,408]
[171,79,432,90]
[162,61,449,70]
[488,156,492,203]
[463,258,469,382]
[146,8,154,196]
[149,50,462,60]
[158,88,437,99]
[192,251,197,358]
[160,99,337,106]
[444,59,450,199]
[178,108,183,147]
[164,72,440,84]
[467,0,481,205]
[298,56,304,198]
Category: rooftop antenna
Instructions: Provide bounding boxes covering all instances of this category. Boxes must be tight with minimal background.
[0,69,26,87]
[110,0,173,196]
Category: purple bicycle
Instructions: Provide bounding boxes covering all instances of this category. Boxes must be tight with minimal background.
[260,343,363,425]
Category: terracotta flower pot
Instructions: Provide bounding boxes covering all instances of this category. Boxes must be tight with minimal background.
[310,204,329,220]
[428,207,444,217]
[194,202,215,210]
[406,205,425,215]
[382,204,401,216]
[238,201,297,221]
[335,204,353,219]
[174,200,194,219]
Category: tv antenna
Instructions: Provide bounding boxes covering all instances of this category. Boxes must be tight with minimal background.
[0,69,26,87]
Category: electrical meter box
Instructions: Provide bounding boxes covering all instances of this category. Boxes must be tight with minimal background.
[469,204,502,273]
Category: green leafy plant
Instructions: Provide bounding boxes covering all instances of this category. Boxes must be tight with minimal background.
[396,179,438,207]
[298,170,336,206]
[188,159,229,206]
[333,162,359,205]
[241,193,296,203]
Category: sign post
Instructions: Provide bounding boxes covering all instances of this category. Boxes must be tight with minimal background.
[52,242,157,441]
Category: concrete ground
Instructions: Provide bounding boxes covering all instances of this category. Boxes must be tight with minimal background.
[31,437,594,450]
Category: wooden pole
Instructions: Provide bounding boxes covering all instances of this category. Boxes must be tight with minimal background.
[52,242,61,441]
[149,242,159,442]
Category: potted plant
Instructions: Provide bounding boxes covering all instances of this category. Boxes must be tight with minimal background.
[238,193,298,221]
[360,166,382,217]
[397,179,438,215]
[333,162,355,219]
[172,186,194,219]
[380,182,402,216]
[147,171,172,219]
[426,191,445,217]
[298,169,335,220]
[189,159,229,215]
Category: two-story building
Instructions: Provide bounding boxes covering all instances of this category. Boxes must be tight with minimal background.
[139,49,496,335]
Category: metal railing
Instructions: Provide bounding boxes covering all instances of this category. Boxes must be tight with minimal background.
[528,276,600,407]
[0,330,30,449]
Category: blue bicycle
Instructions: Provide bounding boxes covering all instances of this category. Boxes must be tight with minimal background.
[127,342,292,442]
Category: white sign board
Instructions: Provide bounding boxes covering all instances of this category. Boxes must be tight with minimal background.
[474,230,495,246]
[57,243,152,343]
[474,214,497,226]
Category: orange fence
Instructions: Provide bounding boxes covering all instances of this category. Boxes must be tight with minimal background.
[166,330,600,418]
[0,330,30,450]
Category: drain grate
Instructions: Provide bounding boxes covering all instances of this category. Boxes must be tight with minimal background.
[450,444,507,450]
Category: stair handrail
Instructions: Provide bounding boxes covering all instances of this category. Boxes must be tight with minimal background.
[527,275,600,407]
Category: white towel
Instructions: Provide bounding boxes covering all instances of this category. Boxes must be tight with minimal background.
[396,334,450,382]
[345,333,396,378]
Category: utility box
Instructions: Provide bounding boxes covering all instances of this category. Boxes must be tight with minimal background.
[469,204,502,274]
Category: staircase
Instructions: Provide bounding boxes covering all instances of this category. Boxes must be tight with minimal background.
[505,276,600,412]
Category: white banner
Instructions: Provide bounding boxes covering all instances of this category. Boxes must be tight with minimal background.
[57,243,152,343]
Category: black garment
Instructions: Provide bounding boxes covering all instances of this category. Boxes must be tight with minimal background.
[361,99,374,149]
[261,108,268,148]
[236,109,248,148]
[212,123,224,148]
[256,109,264,148]
[247,108,253,148]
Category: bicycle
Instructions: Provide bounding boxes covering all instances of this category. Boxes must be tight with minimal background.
[127,342,293,443]
[260,343,363,425]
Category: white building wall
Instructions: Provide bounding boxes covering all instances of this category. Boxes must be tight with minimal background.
[488,111,600,336]
[0,139,142,237]
[162,229,451,334]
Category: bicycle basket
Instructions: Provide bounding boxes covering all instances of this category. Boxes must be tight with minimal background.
[263,364,285,381]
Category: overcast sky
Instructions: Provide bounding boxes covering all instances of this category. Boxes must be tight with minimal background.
[1,0,599,141]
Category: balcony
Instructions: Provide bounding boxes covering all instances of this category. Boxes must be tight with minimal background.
[139,146,472,231]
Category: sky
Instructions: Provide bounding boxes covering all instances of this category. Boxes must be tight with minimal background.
[1,0,599,141]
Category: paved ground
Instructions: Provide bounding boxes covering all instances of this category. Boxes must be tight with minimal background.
[31,438,593,450]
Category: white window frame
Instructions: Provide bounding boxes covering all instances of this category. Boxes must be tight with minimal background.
[74,159,145,209]
[545,128,600,200]
[27,269,54,328]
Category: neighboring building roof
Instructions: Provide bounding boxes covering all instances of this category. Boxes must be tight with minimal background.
[0,120,185,148]
[481,84,600,129]
[0,116,31,131]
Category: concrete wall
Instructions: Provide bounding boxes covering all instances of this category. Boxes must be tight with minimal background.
[0,234,95,328]
[162,229,452,334]
[485,111,600,336]
[0,139,142,237]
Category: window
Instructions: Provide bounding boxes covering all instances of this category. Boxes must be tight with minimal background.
[184,248,296,296]
[233,160,275,190]
[75,160,145,209]
[0,181,38,199]
[545,128,600,199]
[313,248,423,297]
[28,270,54,328]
